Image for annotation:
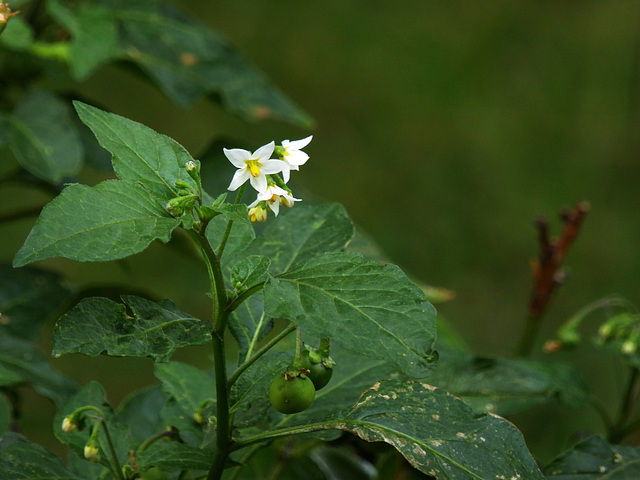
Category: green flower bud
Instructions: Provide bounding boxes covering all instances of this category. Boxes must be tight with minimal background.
[84,444,100,462]
[62,416,77,433]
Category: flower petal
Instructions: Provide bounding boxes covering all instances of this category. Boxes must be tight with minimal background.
[228,169,249,191]
[286,135,313,150]
[224,148,252,168]
[254,141,275,161]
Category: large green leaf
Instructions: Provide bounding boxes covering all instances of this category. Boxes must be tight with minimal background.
[427,349,590,416]
[74,102,197,202]
[0,264,73,341]
[263,252,437,377]
[8,90,83,184]
[47,1,119,80]
[242,203,355,276]
[13,180,181,266]
[137,442,213,473]
[228,293,273,364]
[52,296,211,362]
[544,434,640,479]
[0,333,76,407]
[116,384,169,442]
[0,433,81,480]
[99,0,311,126]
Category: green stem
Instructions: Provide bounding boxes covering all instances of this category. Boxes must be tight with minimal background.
[217,183,246,259]
[100,419,125,480]
[516,314,539,357]
[227,322,297,389]
[227,282,265,314]
[610,366,640,442]
[207,331,231,480]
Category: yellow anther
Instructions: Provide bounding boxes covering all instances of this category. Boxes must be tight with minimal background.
[247,160,261,177]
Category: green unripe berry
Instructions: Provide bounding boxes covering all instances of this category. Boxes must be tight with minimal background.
[269,373,315,414]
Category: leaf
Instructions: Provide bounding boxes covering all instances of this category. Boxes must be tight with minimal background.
[0,433,81,479]
[0,263,74,341]
[48,2,119,80]
[0,394,10,436]
[427,349,590,416]
[8,90,83,184]
[116,384,169,442]
[102,0,311,126]
[154,362,215,416]
[242,203,355,275]
[137,441,214,472]
[544,434,640,479]
[231,255,271,293]
[0,333,76,407]
[13,180,181,267]
[331,381,543,480]
[264,252,438,377]
[52,295,212,362]
[205,204,254,265]
[74,101,197,202]
[228,293,273,363]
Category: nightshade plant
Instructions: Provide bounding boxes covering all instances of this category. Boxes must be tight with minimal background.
[2,1,640,480]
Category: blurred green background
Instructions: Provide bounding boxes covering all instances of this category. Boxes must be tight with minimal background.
[3,0,640,466]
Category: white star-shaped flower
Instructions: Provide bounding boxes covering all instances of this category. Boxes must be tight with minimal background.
[277,135,312,182]
[225,142,285,193]
[249,184,301,217]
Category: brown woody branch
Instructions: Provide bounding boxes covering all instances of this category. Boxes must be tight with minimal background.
[528,201,590,318]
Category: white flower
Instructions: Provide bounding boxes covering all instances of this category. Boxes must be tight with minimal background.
[225,142,286,193]
[277,135,312,182]
[249,184,301,217]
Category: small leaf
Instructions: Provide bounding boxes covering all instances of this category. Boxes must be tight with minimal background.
[0,263,74,341]
[264,252,437,377]
[13,180,181,266]
[0,433,81,479]
[9,90,83,184]
[230,255,271,293]
[116,384,169,442]
[243,203,355,275]
[137,441,214,472]
[52,296,211,362]
[154,362,216,416]
[74,102,197,202]
[544,434,640,479]
[0,333,76,407]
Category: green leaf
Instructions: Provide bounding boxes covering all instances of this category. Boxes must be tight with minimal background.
[228,293,273,363]
[205,204,254,264]
[74,101,197,202]
[0,264,74,341]
[137,441,213,472]
[243,203,355,275]
[154,362,215,417]
[0,433,81,479]
[8,90,83,184]
[231,255,271,293]
[338,381,543,479]
[102,0,311,126]
[52,296,212,362]
[544,434,640,479]
[48,2,119,80]
[0,333,76,407]
[427,349,590,416]
[13,180,181,266]
[116,384,169,442]
[264,252,437,377]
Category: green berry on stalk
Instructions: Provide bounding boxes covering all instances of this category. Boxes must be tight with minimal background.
[300,350,333,390]
[269,372,315,414]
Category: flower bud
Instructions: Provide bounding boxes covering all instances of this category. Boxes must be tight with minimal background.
[84,444,100,462]
[248,204,267,223]
[62,416,77,433]
[0,3,20,35]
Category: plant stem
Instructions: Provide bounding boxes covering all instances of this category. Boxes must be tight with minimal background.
[516,314,539,357]
[227,322,297,389]
[101,420,125,480]
[208,330,231,480]
[217,183,246,259]
[610,366,640,442]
